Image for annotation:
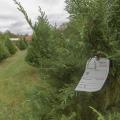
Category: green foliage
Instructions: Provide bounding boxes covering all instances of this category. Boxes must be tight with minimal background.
[90,107,120,120]
[60,112,76,120]
[25,9,52,67]
[90,106,105,120]
[108,0,120,44]
[16,39,27,50]
[5,39,17,55]
[0,33,17,62]
[14,0,120,120]
[49,84,78,120]
[25,85,58,120]
[107,113,120,120]
[64,0,120,119]
[0,41,10,62]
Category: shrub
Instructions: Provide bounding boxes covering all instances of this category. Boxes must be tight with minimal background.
[25,9,55,67]
[0,42,10,62]
[5,39,17,55]
[16,39,27,50]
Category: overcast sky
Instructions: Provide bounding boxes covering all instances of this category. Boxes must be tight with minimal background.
[0,0,69,35]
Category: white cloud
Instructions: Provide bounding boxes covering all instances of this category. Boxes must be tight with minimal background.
[0,0,69,35]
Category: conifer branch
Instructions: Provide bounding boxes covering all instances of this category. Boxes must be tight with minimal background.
[13,0,34,30]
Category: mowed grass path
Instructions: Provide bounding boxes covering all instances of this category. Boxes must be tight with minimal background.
[0,50,51,119]
[0,50,41,104]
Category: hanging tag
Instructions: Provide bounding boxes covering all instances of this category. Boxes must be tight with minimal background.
[75,57,110,92]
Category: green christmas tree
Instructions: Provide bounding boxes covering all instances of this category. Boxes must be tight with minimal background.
[65,0,120,119]
[13,0,120,119]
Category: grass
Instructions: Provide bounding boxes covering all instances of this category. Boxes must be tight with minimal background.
[0,50,51,119]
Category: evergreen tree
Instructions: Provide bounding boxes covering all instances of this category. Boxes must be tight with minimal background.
[25,8,54,67]
[108,0,120,45]
[0,41,10,62]
[65,0,120,119]
[16,39,27,50]
[13,0,120,120]
[5,38,17,55]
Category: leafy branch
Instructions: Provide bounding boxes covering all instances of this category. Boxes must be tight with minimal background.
[13,0,34,30]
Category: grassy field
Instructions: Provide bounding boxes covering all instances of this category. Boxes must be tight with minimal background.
[0,50,51,119]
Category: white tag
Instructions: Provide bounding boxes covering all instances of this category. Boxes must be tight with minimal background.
[75,57,110,92]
